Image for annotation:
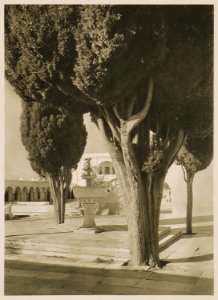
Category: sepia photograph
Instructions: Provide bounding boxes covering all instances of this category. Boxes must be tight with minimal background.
[3,0,215,296]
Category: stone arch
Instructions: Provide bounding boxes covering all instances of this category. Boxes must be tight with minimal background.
[66,189,75,201]
[67,189,71,200]
[14,187,21,202]
[21,186,28,202]
[44,188,47,201]
[45,187,52,203]
[35,187,40,201]
[71,188,75,200]
[5,186,14,203]
[40,187,46,201]
[29,187,35,202]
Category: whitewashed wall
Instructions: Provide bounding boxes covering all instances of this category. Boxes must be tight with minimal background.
[166,163,213,217]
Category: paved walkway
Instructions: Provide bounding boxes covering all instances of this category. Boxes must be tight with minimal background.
[4,213,214,295]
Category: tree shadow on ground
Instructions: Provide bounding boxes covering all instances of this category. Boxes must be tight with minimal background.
[100,225,128,232]
[160,215,213,225]
[166,253,213,263]
[170,225,213,237]
[6,231,75,237]
[6,224,128,237]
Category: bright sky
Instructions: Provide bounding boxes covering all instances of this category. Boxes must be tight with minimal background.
[5,80,107,180]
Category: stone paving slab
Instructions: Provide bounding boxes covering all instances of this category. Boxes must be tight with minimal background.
[136,277,194,293]
[91,283,157,295]
[100,276,141,287]
[190,277,214,295]
[151,265,205,279]
[148,271,200,284]
[105,269,152,279]
[36,287,94,295]
[5,283,40,296]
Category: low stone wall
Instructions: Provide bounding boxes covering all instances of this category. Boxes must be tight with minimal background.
[6,201,52,218]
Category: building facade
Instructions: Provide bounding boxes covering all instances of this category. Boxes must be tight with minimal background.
[5,179,73,203]
[5,152,213,218]
[72,153,116,187]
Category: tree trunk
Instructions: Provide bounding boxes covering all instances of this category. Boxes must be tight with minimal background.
[116,129,184,267]
[186,172,194,234]
[111,149,166,267]
[119,122,150,265]
[125,174,149,266]
[60,181,65,224]
[47,171,71,224]
[151,173,166,263]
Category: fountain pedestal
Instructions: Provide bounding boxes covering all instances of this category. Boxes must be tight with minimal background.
[80,197,100,228]
[73,187,107,233]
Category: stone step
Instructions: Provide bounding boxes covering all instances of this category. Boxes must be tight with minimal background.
[10,202,53,216]
[159,226,171,241]
[5,227,181,264]
[5,253,125,267]
[6,247,129,262]
[159,230,183,252]
[5,240,130,258]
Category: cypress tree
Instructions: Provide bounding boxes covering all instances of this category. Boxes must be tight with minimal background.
[20,101,87,224]
[176,134,213,234]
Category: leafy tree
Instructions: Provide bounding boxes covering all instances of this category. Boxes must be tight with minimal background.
[176,134,213,234]
[20,101,87,224]
[5,5,90,114]
[5,5,213,267]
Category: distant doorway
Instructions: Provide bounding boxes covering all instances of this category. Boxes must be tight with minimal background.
[14,187,21,202]
[29,187,34,202]
[21,187,28,201]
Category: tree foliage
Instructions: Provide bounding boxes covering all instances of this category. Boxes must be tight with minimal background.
[177,134,213,176]
[152,6,213,137]
[5,5,89,113]
[73,5,167,106]
[21,101,87,176]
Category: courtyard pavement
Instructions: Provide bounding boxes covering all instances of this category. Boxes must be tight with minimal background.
[4,212,214,295]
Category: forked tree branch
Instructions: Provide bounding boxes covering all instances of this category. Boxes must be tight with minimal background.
[126,96,136,119]
[126,77,153,133]
[96,117,113,146]
[102,107,121,144]
[113,104,123,121]
[156,119,160,137]
[120,100,127,118]
[161,129,186,172]
[96,117,124,164]
[163,126,170,149]
[90,113,99,129]
[57,81,94,105]
[181,165,187,183]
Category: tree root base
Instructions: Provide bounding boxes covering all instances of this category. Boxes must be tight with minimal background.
[122,259,169,269]
[186,232,197,236]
